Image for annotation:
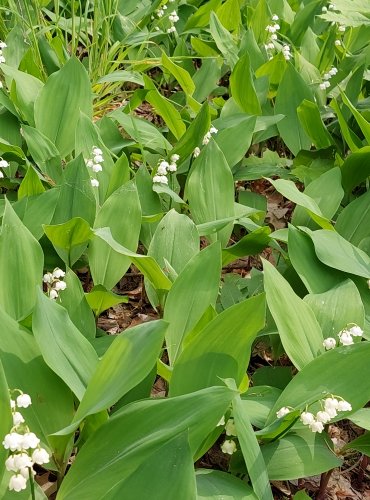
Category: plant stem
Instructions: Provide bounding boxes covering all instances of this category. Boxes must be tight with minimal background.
[29,467,36,500]
[317,468,334,500]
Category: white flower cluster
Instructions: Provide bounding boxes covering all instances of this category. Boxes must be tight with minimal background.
[281,45,292,61]
[0,156,9,178]
[0,41,6,64]
[323,323,363,349]
[85,146,104,188]
[153,154,180,184]
[265,15,280,49]
[43,267,67,300]
[319,66,337,90]
[3,391,50,492]
[276,395,352,434]
[202,125,218,146]
[220,418,237,455]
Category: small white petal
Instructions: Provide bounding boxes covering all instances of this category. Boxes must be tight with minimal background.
[16,394,32,408]
[225,418,236,436]
[276,407,290,418]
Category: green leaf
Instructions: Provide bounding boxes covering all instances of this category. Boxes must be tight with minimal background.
[344,432,370,457]
[164,243,222,364]
[297,100,333,149]
[275,64,314,155]
[230,53,261,115]
[88,181,141,289]
[291,168,343,229]
[210,12,239,68]
[146,89,186,140]
[146,209,199,306]
[222,227,271,266]
[233,393,273,500]
[340,90,370,145]
[51,155,96,226]
[195,469,257,499]
[0,200,43,320]
[32,290,99,400]
[111,109,171,152]
[187,139,235,247]
[336,190,370,246]
[214,116,257,168]
[170,102,210,161]
[85,285,128,317]
[266,342,370,425]
[170,294,266,396]
[0,307,74,458]
[57,386,236,499]
[288,227,344,294]
[268,177,333,229]
[340,147,370,192]
[304,280,365,339]
[94,227,172,292]
[262,430,342,480]
[62,320,168,432]
[1,64,43,125]
[58,269,96,340]
[43,217,92,266]
[34,57,92,157]
[263,259,324,370]
[161,52,195,97]
[18,166,45,200]
[302,228,370,278]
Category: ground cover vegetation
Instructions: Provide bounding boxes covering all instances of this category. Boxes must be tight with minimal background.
[0,0,370,498]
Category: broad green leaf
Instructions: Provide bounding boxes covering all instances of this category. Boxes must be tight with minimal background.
[33,290,99,400]
[0,308,74,458]
[193,58,221,103]
[135,165,162,248]
[216,0,241,31]
[146,209,199,306]
[170,294,266,396]
[344,432,370,457]
[34,57,92,157]
[302,228,370,278]
[164,243,222,364]
[210,12,239,68]
[58,269,96,340]
[331,98,361,153]
[170,102,210,160]
[94,227,172,292]
[0,360,11,486]
[336,190,370,246]
[44,217,92,266]
[98,70,144,86]
[340,147,370,192]
[233,393,273,500]
[111,109,171,152]
[57,386,236,499]
[51,155,96,226]
[0,200,43,320]
[348,408,370,431]
[85,285,128,317]
[195,469,257,499]
[275,64,314,155]
[185,0,222,30]
[112,431,196,500]
[263,259,324,370]
[146,89,186,140]
[187,140,235,247]
[297,100,333,149]
[288,227,344,294]
[262,430,342,480]
[222,227,271,266]
[230,53,261,115]
[214,116,257,168]
[291,168,343,229]
[267,342,370,425]
[18,166,45,200]
[241,386,282,429]
[304,280,365,339]
[65,320,168,430]
[341,90,370,145]
[268,178,333,229]
[1,64,43,125]
[21,125,63,184]
[89,181,141,290]
[161,52,195,96]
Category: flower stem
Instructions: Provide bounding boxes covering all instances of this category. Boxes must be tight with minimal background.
[29,468,36,500]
